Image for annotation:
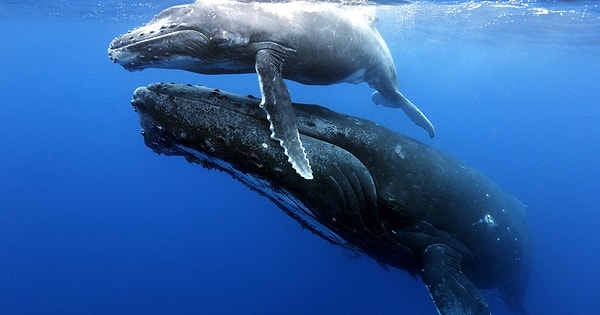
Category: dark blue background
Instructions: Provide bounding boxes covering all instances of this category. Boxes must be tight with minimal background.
[1,1,598,314]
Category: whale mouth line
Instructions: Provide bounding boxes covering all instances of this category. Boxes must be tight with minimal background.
[109,30,211,68]
[109,29,207,51]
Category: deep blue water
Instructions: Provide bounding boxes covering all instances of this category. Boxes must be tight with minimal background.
[1,1,599,314]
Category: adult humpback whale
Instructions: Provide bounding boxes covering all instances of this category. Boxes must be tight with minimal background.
[130,82,531,315]
[108,0,435,180]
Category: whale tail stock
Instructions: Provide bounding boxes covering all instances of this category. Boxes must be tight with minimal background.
[372,90,435,138]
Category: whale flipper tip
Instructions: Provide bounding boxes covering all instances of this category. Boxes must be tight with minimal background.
[372,91,435,138]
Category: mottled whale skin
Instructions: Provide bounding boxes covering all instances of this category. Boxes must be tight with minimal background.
[108,0,435,180]
[131,82,531,315]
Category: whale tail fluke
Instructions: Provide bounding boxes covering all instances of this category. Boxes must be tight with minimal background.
[372,91,435,138]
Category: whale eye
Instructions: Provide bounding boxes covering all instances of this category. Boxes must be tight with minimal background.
[210,36,230,47]
[210,30,235,47]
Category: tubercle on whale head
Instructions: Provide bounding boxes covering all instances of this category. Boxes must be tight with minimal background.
[108,28,212,71]
[131,83,286,170]
[107,2,251,72]
[107,6,209,70]
[108,3,199,50]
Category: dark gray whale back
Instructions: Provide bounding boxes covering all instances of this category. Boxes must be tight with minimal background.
[131,83,531,315]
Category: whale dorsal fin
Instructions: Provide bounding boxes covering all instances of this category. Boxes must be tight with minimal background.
[255,46,313,180]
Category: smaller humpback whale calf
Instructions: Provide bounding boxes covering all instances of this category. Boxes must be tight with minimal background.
[130,82,531,315]
[108,0,435,180]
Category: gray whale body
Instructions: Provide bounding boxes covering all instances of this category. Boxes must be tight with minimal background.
[108,0,435,180]
[130,82,531,315]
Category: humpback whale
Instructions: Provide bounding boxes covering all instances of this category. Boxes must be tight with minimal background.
[130,82,531,315]
[108,0,435,180]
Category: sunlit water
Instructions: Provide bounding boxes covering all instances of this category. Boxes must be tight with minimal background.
[1,1,598,314]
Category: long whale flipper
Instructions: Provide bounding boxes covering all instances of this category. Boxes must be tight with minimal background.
[372,91,436,138]
[421,244,490,315]
[255,48,313,180]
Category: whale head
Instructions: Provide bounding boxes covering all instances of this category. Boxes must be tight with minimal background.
[108,1,253,73]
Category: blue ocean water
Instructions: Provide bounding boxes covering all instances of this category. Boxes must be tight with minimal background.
[0,0,598,314]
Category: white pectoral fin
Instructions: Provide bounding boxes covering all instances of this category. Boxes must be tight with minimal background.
[255,49,313,180]
[372,91,436,138]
